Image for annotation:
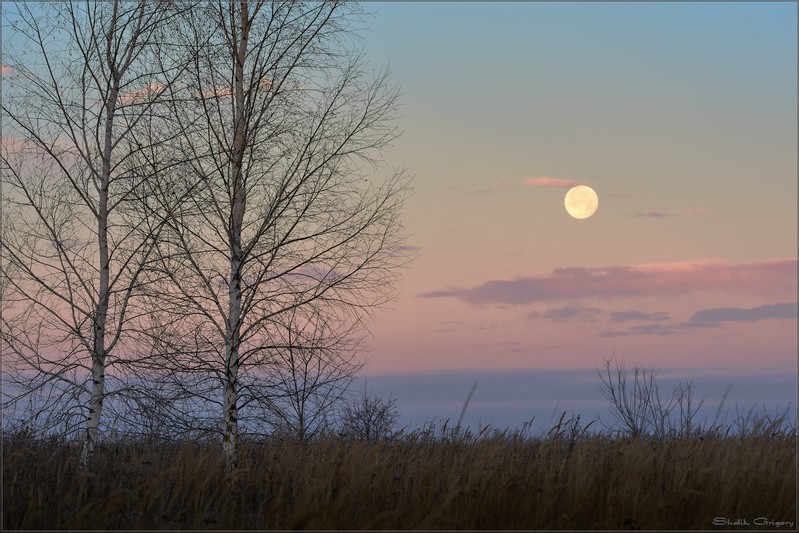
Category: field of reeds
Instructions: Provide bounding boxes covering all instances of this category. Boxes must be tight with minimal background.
[3,423,796,530]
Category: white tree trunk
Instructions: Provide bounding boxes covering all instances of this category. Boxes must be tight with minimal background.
[222,354,239,472]
[80,356,106,468]
[80,72,117,469]
[222,0,249,473]
[223,252,243,473]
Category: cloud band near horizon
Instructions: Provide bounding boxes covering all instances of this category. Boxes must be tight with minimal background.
[420,258,797,305]
[523,176,591,188]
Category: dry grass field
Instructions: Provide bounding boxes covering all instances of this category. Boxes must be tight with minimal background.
[3,424,796,530]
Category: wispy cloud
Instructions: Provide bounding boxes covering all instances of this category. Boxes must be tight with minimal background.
[433,320,467,333]
[527,306,603,322]
[451,180,510,196]
[680,207,712,216]
[602,302,797,337]
[1,134,77,157]
[397,244,422,253]
[599,330,629,337]
[610,310,671,322]
[529,307,670,323]
[631,210,675,219]
[628,323,681,336]
[690,302,797,324]
[631,207,712,218]
[523,176,591,188]
[441,227,487,234]
[419,259,797,305]
[118,82,167,104]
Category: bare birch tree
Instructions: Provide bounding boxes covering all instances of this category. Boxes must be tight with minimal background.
[1,0,193,469]
[136,0,412,471]
[253,305,365,442]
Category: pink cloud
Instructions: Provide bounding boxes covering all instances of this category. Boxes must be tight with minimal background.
[200,85,234,99]
[1,65,13,76]
[420,258,797,305]
[118,82,167,104]
[680,207,712,216]
[1,135,76,158]
[523,176,591,188]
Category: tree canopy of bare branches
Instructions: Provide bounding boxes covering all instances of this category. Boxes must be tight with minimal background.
[1,0,194,469]
[338,382,400,443]
[597,354,706,438]
[251,306,365,443]
[129,0,412,471]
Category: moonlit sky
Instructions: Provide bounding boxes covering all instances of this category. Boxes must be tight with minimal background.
[2,2,795,433]
[354,2,797,430]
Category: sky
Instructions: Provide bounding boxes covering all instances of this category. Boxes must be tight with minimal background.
[352,2,797,430]
[1,2,796,434]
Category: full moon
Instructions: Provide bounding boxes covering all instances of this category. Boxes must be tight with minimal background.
[564,185,599,219]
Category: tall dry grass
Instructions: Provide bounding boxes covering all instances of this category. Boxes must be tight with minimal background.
[3,426,795,529]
